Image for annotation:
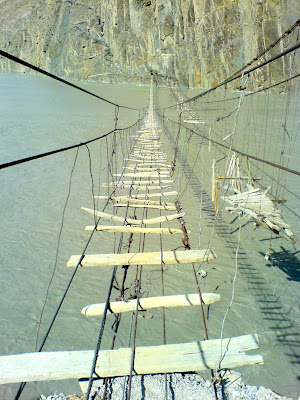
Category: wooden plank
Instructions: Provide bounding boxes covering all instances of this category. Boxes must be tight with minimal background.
[133,155,167,160]
[126,159,167,164]
[113,173,170,178]
[0,335,262,384]
[102,180,173,186]
[124,167,171,172]
[81,293,220,316]
[94,191,178,199]
[97,198,175,206]
[128,163,171,167]
[85,226,188,234]
[67,249,216,268]
[114,204,176,211]
[81,207,185,225]
[102,184,171,190]
[131,185,172,191]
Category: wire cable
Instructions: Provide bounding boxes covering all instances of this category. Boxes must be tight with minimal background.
[0,49,140,111]
[0,116,143,171]
[163,41,300,110]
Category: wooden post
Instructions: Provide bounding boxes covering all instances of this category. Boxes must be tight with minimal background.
[208,126,212,152]
[212,159,216,202]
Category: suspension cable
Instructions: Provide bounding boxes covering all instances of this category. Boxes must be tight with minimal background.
[0,49,141,111]
[0,116,144,170]
[163,41,300,109]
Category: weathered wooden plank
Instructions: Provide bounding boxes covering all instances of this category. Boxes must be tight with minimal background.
[131,185,172,191]
[94,191,178,199]
[81,207,184,225]
[132,156,167,161]
[85,226,188,234]
[99,198,175,206]
[124,167,171,172]
[0,335,262,384]
[114,172,170,178]
[67,249,216,268]
[114,203,176,211]
[81,293,220,316]
[102,184,171,190]
[101,180,173,187]
[128,163,170,168]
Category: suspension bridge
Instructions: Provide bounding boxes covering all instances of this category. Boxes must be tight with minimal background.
[0,19,299,400]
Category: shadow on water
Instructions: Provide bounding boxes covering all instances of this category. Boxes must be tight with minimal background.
[259,246,300,282]
[162,121,300,376]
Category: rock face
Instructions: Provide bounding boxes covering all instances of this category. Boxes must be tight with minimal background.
[0,0,299,88]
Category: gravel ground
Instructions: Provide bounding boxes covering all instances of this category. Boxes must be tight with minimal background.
[39,371,295,400]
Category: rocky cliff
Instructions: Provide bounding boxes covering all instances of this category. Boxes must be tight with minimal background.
[0,0,299,88]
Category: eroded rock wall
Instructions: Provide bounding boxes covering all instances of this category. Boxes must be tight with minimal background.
[0,0,298,87]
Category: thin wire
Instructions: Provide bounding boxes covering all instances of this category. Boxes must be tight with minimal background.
[34,147,79,351]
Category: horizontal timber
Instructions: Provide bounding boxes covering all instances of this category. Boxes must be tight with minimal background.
[0,334,262,384]
[66,249,216,268]
[81,207,184,225]
[81,293,220,316]
[85,226,188,234]
[114,204,177,211]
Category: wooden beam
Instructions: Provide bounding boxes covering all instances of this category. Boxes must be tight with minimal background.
[67,249,216,268]
[114,173,170,178]
[124,167,171,172]
[128,163,170,168]
[94,191,178,199]
[103,198,175,206]
[81,293,220,316]
[101,180,173,186]
[114,204,176,211]
[102,184,171,191]
[0,335,263,384]
[85,226,188,234]
[81,207,185,225]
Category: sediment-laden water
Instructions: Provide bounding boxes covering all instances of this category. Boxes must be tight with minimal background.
[0,72,299,399]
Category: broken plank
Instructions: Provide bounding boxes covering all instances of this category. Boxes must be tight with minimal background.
[81,293,220,316]
[0,335,262,384]
[81,207,184,225]
[67,249,216,268]
[85,226,188,234]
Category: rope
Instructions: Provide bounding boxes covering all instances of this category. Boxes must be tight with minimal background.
[0,116,143,170]
[0,49,140,111]
[163,41,300,109]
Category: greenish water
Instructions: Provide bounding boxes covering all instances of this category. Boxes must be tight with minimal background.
[0,72,299,399]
